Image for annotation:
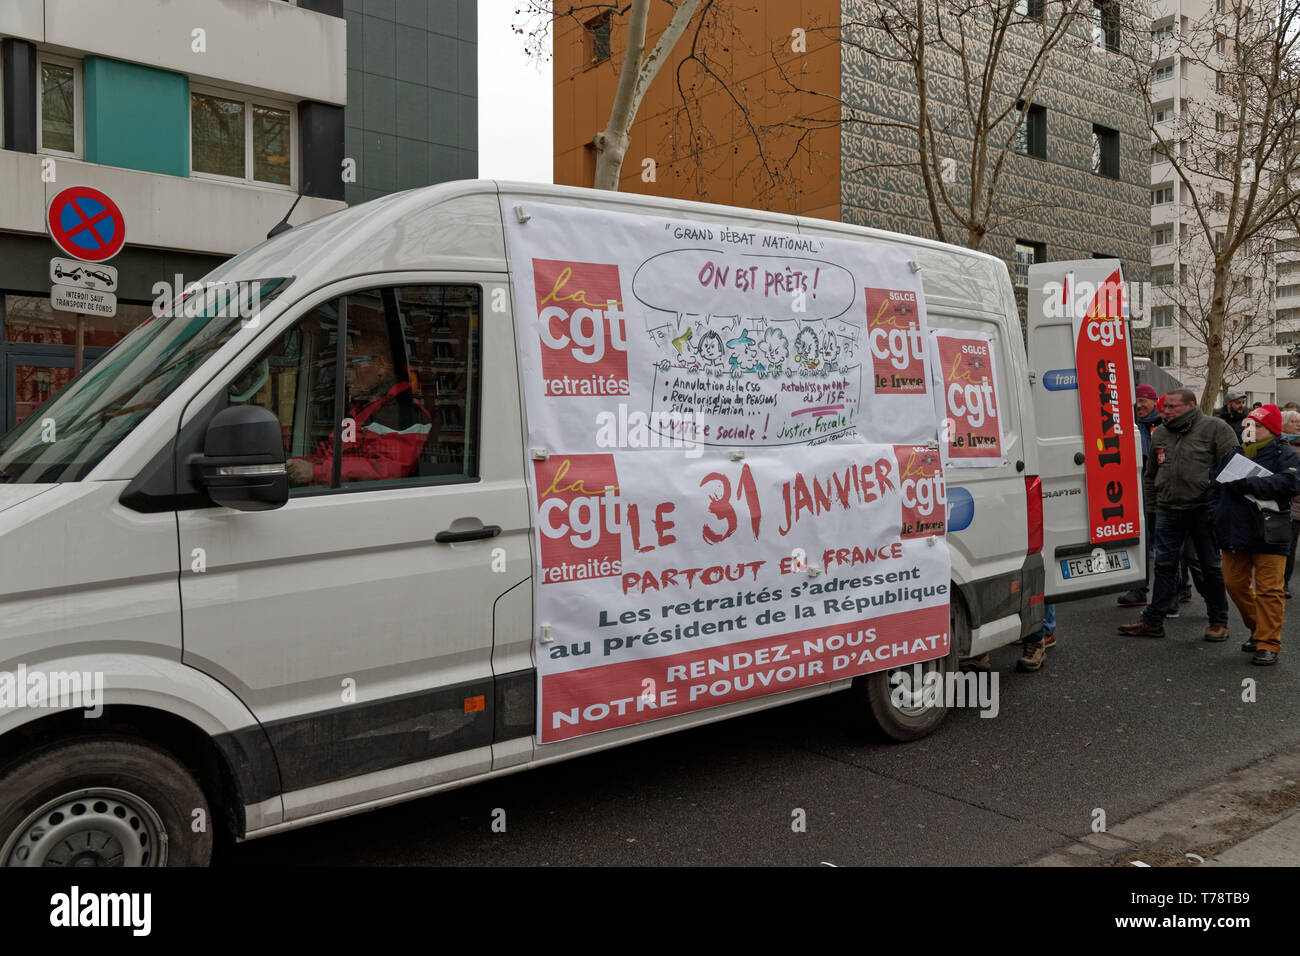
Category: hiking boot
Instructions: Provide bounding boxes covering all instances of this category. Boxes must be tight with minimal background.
[1042,631,1056,649]
[1017,641,1046,672]
[961,653,991,671]
[1203,625,1229,642]
[1118,620,1165,638]
[1252,649,1279,666]
[1116,590,1147,607]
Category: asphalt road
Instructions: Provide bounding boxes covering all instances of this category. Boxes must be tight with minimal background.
[218,592,1300,866]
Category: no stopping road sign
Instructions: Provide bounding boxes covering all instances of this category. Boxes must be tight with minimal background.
[46,186,127,262]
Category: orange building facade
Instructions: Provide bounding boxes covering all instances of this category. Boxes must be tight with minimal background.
[552,1,843,221]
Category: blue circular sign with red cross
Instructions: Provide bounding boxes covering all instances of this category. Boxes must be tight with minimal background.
[46,186,127,262]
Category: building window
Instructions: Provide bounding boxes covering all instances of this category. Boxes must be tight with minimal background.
[1152,104,1173,124]
[1014,240,1046,287]
[1244,352,1253,372]
[191,89,294,187]
[1153,227,1173,246]
[1153,61,1174,82]
[1243,277,1252,295]
[1154,347,1173,367]
[1093,2,1121,53]
[585,11,612,64]
[1015,0,1045,17]
[1151,185,1174,205]
[1180,347,1189,367]
[1092,124,1119,178]
[1153,267,1174,287]
[1014,101,1046,158]
[1153,307,1174,328]
[38,56,81,157]
[1151,22,1175,43]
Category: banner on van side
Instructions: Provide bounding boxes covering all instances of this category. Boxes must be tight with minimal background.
[929,329,1006,468]
[1066,265,1142,544]
[503,200,951,742]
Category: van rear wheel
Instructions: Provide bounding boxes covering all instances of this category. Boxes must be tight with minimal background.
[0,737,212,867]
[855,599,965,742]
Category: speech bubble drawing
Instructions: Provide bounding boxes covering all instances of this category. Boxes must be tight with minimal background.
[632,250,857,329]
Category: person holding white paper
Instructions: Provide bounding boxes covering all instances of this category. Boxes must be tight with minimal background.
[1210,404,1300,666]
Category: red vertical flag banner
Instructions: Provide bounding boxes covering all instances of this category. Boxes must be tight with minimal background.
[1069,267,1141,544]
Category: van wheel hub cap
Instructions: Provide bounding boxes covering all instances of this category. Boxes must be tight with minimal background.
[3,788,167,867]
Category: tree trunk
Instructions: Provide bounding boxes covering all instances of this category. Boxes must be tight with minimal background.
[591,0,705,190]
[1201,262,1230,408]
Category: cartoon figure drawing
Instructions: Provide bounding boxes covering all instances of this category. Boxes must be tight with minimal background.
[655,325,697,372]
[696,330,727,375]
[760,329,790,378]
[794,326,820,373]
[726,329,764,378]
[818,332,841,375]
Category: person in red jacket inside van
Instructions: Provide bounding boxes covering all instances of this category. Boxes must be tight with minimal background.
[285,339,431,486]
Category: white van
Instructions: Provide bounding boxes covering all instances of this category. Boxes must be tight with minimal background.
[0,182,1140,866]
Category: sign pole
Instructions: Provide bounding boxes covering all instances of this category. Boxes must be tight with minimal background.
[73,313,85,374]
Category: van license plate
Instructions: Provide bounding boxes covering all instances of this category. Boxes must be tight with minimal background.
[1060,551,1131,579]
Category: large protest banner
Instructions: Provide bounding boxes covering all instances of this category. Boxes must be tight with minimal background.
[1065,264,1142,545]
[503,200,952,743]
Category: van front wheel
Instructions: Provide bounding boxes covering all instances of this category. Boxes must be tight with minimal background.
[855,600,965,742]
[0,738,212,867]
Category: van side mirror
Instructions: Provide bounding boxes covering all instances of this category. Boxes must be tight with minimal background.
[193,405,288,511]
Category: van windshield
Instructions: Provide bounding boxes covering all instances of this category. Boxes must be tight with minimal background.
[0,278,291,483]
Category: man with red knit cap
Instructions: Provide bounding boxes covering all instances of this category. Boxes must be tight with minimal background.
[1210,403,1300,665]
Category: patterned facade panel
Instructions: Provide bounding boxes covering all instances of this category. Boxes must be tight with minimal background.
[840,0,1150,348]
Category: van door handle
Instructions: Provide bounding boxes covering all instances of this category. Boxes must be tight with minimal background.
[436,525,502,543]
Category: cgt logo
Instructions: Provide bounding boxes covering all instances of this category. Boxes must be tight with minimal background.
[895,445,945,538]
[1085,314,1126,348]
[533,258,630,398]
[535,454,624,583]
[866,288,926,393]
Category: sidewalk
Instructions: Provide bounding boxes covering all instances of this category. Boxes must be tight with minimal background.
[1030,746,1300,867]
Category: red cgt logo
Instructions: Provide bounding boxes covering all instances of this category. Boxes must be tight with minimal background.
[532,259,630,398]
[894,445,945,539]
[534,454,624,583]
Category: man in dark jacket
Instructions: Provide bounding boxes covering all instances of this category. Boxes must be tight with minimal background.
[1215,390,1249,441]
[1117,384,1165,606]
[1119,389,1239,639]
[1211,404,1300,665]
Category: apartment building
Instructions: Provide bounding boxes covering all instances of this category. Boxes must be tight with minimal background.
[0,0,477,432]
[553,2,1150,337]
[1147,0,1284,406]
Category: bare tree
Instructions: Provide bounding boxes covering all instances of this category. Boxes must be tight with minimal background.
[1121,0,1300,407]
[1158,232,1279,395]
[518,1,795,194]
[768,0,1092,250]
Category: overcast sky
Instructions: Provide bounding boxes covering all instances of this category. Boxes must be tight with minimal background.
[478,2,554,184]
